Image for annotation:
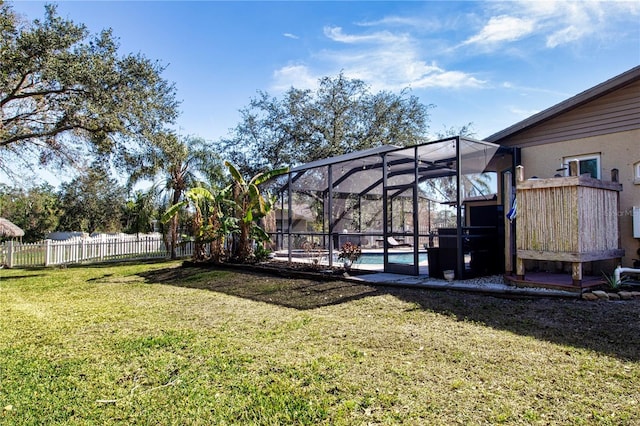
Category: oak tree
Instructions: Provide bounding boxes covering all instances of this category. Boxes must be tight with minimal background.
[0,2,178,177]
[217,72,432,177]
[57,166,127,233]
[0,182,60,241]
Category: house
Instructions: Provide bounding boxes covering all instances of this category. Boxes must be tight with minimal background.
[486,65,640,271]
[269,66,638,286]
[45,231,88,241]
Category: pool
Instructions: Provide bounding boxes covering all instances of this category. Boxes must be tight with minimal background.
[355,252,428,265]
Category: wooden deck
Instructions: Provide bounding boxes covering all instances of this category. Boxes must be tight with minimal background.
[505,272,605,293]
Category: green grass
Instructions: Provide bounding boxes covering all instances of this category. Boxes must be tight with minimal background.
[1,261,639,425]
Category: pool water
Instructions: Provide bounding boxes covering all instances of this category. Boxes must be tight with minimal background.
[355,252,428,265]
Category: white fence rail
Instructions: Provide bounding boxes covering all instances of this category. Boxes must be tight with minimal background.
[0,234,194,268]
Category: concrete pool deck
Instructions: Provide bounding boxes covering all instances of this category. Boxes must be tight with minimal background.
[272,255,580,298]
[343,272,580,298]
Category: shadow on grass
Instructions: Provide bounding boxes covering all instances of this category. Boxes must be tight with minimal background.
[138,264,640,362]
[0,273,46,280]
[139,264,384,310]
[388,286,640,362]
[86,274,114,282]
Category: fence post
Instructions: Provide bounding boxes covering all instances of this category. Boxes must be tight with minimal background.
[44,240,51,266]
[7,240,14,268]
[503,171,513,275]
[2,234,168,267]
[515,165,524,183]
[568,159,579,177]
[515,165,525,280]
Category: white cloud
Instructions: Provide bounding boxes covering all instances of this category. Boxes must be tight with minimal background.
[342,62,484,92]
[412,71,485,89]
[283,33,299,40]
[272,22,485,93]
[546,25,584,48]
[271,64,319,92]
[509,106,540,119]
[316,26,485,92]
[501,80,571,98]
[537,1,626,48]
[355,15,435,29]
[463,15,535,46]
[521,1,598,48]
[271,0,638,95]
[323,26,408,44]
[486,1,640,49]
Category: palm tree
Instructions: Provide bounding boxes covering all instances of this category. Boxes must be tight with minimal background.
[162,186,233,263]
[124,188,158,236]
[128,132,224,258]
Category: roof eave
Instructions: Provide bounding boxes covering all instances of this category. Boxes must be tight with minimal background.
[485,65,640,143]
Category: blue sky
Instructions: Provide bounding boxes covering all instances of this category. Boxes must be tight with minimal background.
[10,1,640,155]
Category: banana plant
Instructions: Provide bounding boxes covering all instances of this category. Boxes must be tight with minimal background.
[224,161,288,262]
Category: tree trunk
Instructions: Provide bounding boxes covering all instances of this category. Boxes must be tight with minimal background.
[209,214,224,264]
[169,188,182,260]
[237,222,252,261]
[170,215,178,259]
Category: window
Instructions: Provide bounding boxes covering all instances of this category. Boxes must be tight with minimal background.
[563,154,601,179]
[634,161,640,184]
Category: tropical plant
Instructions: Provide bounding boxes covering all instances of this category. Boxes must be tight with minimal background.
[123,188,158,235]
[128,133,224,259]
[224,161,288,262]
[252,242,272,263]
[602,271,628,291]
[162,186,233,263]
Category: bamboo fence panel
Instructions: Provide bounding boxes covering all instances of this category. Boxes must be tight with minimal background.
[516,175,622,261]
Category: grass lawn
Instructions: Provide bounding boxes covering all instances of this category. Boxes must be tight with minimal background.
[1,261,639,425]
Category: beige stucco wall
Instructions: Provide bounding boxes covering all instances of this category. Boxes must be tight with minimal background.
[518,128,640,266]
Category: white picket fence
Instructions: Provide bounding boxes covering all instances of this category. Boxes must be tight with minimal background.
[0,234,195,268]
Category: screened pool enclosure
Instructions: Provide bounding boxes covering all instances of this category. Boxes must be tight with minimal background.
[266,137,515,278]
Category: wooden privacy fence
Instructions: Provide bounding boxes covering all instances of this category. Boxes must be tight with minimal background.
[0,234,195,268]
